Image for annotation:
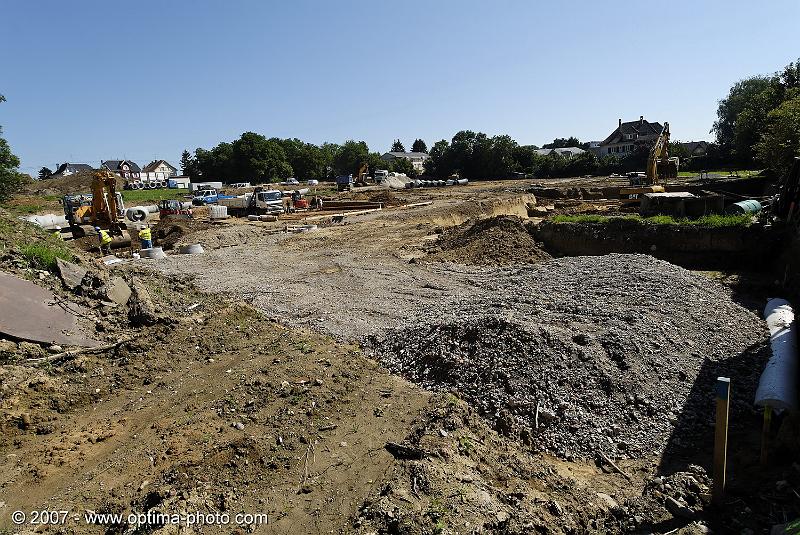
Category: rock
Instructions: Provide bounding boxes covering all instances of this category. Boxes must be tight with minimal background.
[495,511,510,523]
[128,278,159,326]
[19,412,32,430]
[548,500,563,516]
[55,258,87,291]
[18,341,44,358]
[596,492,618,509]
[47,345,62,354]
[665,496,696,520]
[104,277,132,305]
[233,422,245,430]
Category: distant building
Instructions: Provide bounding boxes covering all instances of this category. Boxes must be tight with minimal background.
[101,159,141,180]
[679,141,711,157]
[381,151,429,173]
[141,160,178,181]
[51,162,94,177]
[535,147,585,158]
[598,116,664,157]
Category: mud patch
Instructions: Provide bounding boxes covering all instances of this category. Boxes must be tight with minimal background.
[426,215,551,266]
[152,217,212,250]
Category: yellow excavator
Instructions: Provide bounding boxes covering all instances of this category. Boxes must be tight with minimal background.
[646,122,679,185]
[63,171,130,241]
[620,122,678,199]
[354,163,370,187]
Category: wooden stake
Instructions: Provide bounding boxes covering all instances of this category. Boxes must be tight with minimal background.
[760,405,773,466]
[713,376,731,506]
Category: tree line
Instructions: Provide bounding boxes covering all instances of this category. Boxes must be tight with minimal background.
[712,58,800,175]
[181,134,428,183]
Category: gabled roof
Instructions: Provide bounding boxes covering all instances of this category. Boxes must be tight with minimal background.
[679,141,710,154]
[101,159,141,173]
[382,151,429,159]
[535,147,585,157]
[601,118,664,146]
[53,163,94,175]
[142,159,177,173]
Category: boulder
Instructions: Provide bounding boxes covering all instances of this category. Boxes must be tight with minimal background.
[55,258,87,291]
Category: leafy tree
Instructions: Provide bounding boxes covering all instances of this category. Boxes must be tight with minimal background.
[0,95,25,201]
[391,156,416,177]
[424,140,450,177]
[335,140,369,175]
[756,96,800,176]
[38,166,53,180]
[390,139,405,152]
[232,132,291,182]
[543,137,583,149]
[411,139,427,153]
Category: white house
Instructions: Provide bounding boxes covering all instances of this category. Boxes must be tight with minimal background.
[101,160,141,180]
[141,160,178,181]
[381,151,429,173]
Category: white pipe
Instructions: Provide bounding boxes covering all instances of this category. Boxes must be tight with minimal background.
[22,214,69,230]
[755,298,799,412]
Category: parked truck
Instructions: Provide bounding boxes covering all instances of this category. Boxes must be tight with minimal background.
[217,187,284,216]
[191,188,235,205]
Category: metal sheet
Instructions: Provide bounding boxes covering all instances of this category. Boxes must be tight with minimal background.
[0,270,100,347]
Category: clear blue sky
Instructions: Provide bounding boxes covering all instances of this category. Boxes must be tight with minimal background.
[1,0,798,174]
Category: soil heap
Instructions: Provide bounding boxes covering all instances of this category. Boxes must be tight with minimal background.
[427,215,552,266]
[367,254,769,460]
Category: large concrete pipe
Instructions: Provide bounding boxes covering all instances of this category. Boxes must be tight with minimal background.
[22,214,70,230]
[125,204,159,222]
[755,298,798,411]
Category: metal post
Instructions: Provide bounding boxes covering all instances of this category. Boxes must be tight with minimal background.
[760,405,773,466]
[713,377,731,506]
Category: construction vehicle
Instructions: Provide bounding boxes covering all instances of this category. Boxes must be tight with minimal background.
[620,122,678,200]
[62,171,129,239]
[158,199,193,219]
[354,164,370,187]
[218,187,284,217]
[336,174,354,192]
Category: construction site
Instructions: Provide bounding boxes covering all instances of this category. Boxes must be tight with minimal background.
[2,135,800,534]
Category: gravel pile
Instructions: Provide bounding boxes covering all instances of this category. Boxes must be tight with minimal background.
[367,254,769,460]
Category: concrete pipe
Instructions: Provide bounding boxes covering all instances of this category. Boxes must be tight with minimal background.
[247,214,260,221]
[755,298,798,412]
[22,214,69,230]
[179,243,205,255]
[140,247,167,259]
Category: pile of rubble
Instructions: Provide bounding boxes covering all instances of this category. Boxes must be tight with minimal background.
[426,215,552,266]
[367,254,769,460]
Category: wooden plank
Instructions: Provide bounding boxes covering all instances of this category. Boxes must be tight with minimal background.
[713,376,731,505]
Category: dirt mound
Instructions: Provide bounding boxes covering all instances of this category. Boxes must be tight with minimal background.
[427,215,551,265]
[152,216,212,250]
[24,170,125,195]
[367,254,769,461]
[368,190,405,206]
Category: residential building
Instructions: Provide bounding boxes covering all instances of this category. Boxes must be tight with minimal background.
[535,147,585,158]
[381,151,429,173]
[141,160,178,181]
[101,159,141,180]
[51,162,94,177]
[598,116,664,157]
[679,141,711,157]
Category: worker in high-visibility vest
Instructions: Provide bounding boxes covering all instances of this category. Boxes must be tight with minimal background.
[95,226,112,254]
[139,225,152,250]
[53,225,64,241]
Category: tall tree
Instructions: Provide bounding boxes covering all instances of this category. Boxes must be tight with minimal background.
[543,137,583,149]
[180,150,194,175]
[391,139,405,152]
[0,95,25,202]
[335,140,370,175]
[411,139,427,153]
[38,167,53,180]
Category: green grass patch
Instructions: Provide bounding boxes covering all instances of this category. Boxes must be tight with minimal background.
[551,213,752,228]
[677,169,762,178]
[121,188,190,204]
[18,236,74,270]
